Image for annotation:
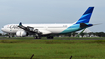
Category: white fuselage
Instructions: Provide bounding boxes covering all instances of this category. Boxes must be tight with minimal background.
[1,23,73,35]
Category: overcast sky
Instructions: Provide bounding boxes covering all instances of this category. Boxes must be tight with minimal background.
[0,0,105,32]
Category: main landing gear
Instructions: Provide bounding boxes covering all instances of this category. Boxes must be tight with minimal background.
[34,33,42,39]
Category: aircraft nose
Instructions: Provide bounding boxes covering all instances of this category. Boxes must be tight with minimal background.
[1,28,5,32]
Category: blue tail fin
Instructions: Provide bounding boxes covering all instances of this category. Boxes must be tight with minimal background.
[76,7,94,24]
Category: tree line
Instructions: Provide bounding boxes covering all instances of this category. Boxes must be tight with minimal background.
[0,32,105,37]
[59,32,105,37]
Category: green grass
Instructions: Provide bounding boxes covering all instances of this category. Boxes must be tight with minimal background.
[0,37,105,59]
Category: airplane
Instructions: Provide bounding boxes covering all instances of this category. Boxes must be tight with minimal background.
[1,7,94,39]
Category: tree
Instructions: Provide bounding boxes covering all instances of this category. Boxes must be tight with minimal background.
[88,32,93,37]
[71,32,77,37]
[65,33,72,37]
[0,33,2,36]
[94,32,105,37]
[80,33,85,37]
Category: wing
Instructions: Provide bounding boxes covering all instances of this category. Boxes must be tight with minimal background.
[18,22,51,35]
[18,22,36,33]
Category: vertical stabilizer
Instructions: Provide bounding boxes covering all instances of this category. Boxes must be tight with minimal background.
[76,7,94,24]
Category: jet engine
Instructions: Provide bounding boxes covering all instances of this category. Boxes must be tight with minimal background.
[16,30,28,37]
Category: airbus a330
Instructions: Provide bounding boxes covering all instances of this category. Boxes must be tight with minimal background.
[1,7,94,39]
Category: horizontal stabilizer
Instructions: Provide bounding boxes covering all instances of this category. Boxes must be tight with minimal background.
[93,23,102,26]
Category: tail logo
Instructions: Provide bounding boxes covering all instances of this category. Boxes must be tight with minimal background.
[76,7,94,24]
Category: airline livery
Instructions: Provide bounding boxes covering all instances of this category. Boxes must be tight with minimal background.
[1,7,94,39]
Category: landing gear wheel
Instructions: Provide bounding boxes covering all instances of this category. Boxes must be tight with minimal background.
[34,36,38,39]
[34,33,42,39]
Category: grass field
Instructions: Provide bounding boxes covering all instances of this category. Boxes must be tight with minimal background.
[0,37,105,59]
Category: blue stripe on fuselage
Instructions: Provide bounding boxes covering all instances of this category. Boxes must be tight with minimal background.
[60,24,81,34]
[60,23,93,34]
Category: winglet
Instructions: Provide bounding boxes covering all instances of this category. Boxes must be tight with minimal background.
[19,22,22,26]
[75,7,94,24]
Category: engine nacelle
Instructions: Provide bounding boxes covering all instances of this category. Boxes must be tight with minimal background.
[16,30,27,37]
